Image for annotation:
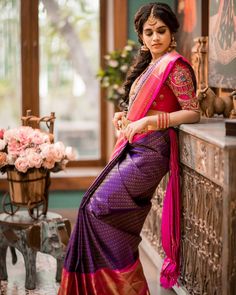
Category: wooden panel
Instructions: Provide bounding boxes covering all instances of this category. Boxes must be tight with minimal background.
[21,0,39,116]
[100,0,108,165]
[201,0,209,36]
[0,175,97,192]
[30,0,39,115]
[50,176,96,191]
[113,0,128,49]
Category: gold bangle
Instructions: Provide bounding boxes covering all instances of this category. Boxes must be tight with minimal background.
[156,113,170,129]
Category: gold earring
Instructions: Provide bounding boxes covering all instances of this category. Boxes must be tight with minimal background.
[168,36,177,51]
[141,44,149,51]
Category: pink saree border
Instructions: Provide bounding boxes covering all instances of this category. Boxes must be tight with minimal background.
[58,259,150,295]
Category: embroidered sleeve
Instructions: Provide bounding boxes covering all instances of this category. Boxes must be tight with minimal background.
[166,60,200,111]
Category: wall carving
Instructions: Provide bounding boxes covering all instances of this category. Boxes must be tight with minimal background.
[228,149,236,294]
[229,199,236,294]
[180,166,223,295]
[191,36,208,89]
[179,131,224,186]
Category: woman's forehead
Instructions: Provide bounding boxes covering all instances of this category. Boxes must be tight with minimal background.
[143,18,167,30]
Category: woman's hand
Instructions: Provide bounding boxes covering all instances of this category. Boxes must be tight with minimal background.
[112,112,124,130]
[124,117,148,143]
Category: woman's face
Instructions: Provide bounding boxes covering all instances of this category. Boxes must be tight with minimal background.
[142,17,172,60]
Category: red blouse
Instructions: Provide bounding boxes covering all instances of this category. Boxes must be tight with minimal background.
[149,59,200,113]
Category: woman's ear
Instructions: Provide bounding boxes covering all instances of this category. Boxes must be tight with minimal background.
[26,224,41,251]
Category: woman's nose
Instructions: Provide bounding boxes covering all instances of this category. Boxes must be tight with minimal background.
[152,32,160,41]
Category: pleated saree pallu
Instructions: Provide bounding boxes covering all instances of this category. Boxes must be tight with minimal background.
[58,51,183,295]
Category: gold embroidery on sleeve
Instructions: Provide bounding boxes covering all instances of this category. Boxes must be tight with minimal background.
[166,61,200,111]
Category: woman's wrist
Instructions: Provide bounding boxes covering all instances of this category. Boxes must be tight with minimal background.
[141,113,171,131]
[143,117,151,130]
[145,116,153,126]
[156,113,170,129]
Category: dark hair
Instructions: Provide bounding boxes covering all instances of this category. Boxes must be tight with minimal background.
[120,2,179,111]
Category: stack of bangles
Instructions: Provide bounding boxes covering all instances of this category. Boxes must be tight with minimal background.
[156,112,170,129]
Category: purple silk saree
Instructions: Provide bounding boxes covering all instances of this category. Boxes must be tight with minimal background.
[59,130,170,294]
[58,51,184,294]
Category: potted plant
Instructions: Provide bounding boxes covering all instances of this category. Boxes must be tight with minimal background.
[97,40,138,108]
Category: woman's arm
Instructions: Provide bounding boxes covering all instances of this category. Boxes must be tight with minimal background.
[170,110,200,125]
[124,60,200,143]
[146,109,200,127]
[123,110,200,143]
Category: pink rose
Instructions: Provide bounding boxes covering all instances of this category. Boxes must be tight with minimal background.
[7,138,28,157]
[0,152,7,168]
[6,154,16,165]
[5,126,34,157]
[15,157,30,173]
[40,144,55,161]
[53,142,65,162]
[25,148,43,169]
[15,126,33,145]
[0,139,6,151]
[65,146,78,161]
[0,129,5,139]
[32,129,50,145]
[19,126,33,135]
[43,159,55,170]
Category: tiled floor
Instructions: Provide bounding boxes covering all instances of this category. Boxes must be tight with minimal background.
[0,209,175,295]
[0,249,60,294]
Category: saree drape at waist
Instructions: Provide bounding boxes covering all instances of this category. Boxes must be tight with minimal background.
[58,130,170,295]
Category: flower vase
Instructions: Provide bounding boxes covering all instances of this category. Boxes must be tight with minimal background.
[6,168,49,206]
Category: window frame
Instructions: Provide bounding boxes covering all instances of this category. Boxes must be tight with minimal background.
[21,0,108,168]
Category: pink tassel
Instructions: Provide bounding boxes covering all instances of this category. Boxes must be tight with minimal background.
[160,257,179,288]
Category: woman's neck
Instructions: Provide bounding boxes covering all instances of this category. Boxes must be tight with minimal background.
[150,49,173,64]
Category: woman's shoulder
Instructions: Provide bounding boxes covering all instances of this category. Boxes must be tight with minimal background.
[173,56,193,72]
[168,59,193,83]
[168,51,191,68]
[167,56,196,90]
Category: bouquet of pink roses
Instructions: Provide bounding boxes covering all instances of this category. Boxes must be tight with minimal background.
[0,126,77,174]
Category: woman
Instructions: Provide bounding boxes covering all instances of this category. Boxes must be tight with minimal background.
[58,2,200,294]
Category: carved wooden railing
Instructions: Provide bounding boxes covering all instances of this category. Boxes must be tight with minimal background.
[142,120,236,295]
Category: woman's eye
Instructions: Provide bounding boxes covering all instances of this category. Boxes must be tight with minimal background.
[157,29,166,34]
[145,32,153,36]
